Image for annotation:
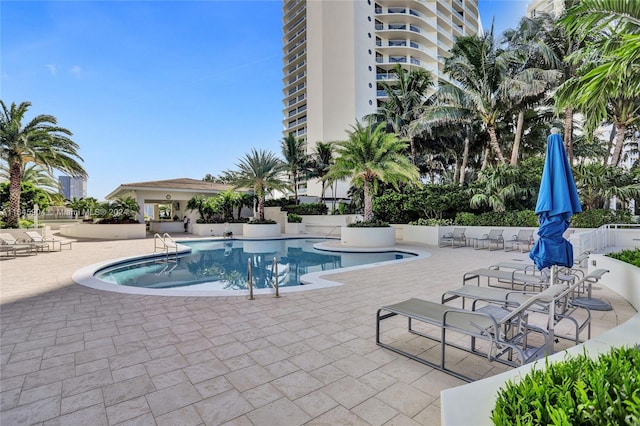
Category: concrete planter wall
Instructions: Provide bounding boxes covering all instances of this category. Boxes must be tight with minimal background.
[340,226,396,247]
[191,223,244,237]
[589,254,640,310]
[242,223,281,238]
[285,222,305,234]
[60,223,146,240]
[149,221,184,234]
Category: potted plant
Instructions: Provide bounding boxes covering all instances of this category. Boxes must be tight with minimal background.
[326,121,419,247]
[285,213,305,234]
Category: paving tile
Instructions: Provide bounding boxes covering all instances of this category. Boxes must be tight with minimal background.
[0,395,61,425]
[103,374,155,407]
[210,341,250,360]
[183,358,230,384]
[112,363,148,382]
[246,396,311,425]
[146,381,202,417]
[289,349,332,371]
[321,376,377,409]
[1,357,42,379]
[194,389,253,425]
[272,370,324,400]
[194,376,234,399]
[19,381,62,405]
[222,354,255,371]
[61,388,104,415]
[62,368,114,397]
[243,383,283,408]
[143,353,188,377]
[225,364,275,392]
[332,353,381,378]
[150,369,188,389]
[43,403,108,426]
[0,387,21,410]
[305,405,369,425]
[248,345,290,366]
[376,382,433,418]
[23,364,75,390]
[114,412,157,426]
[155,405,202,426]
[294,390,338,418]
[263,359,299,379]
[105,395,150,424]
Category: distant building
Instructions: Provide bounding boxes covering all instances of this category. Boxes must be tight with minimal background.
[281,0,480,198]
[59,176,87,200]
[527,0,565,19]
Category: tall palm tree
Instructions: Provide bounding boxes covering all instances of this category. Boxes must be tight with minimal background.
[326,121,419,221]
[368,64,435,165]
[0,101,87,228]
[280,133,308,203]
[442,28,512,165]
[556,0,640,167]
[308,141,334,201]
[230,149,289,221]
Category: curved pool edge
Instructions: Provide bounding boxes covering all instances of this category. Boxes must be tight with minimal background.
[72,239,431,297]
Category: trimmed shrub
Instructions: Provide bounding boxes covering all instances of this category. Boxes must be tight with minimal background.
[408,218,453,226]
[287,213,302,223]
[347,219,390,228]
[492,346,640,426]
[571,208,637,228]
[607,248,640,268]
[284,203,328,215]
[248,218,277,224]
[454,210,538,227]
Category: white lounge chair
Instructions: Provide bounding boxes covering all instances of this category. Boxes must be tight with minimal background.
[24,230,75,251]
[376,287,561,382]
[0,232,48,253]
[473,229,504,251]
[505,229,534,252]
[439,227,467,248]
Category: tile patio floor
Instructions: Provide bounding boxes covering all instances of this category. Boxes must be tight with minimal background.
[1,234,636,425]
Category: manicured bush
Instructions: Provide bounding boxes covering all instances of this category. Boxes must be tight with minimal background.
[287,213,302,223]
[408,218,453,226]
[248,218,277,224]
[284,203,328,215]
[347,219,390,228]
[454,210,538,227]
[491,346,640,426]
[607,248,640,268]
[571,208,637,228]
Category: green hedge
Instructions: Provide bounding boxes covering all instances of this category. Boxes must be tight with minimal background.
[492,346,640,425]
[571,209,637,228]
[347,219,390,228]
[607,248,640,268]
[284,203,328,215]
[454,210,538,227]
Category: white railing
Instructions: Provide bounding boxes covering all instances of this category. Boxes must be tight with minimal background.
[153,233,178,258]
[570,223,640,254]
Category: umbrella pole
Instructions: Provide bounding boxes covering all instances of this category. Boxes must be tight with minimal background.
[546,264,557,354]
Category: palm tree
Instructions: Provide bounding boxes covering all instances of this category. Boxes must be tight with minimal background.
[308,141,334,201]
[217,189,242,222]
[326,121,419,221]
[280,133,308,203]
[469,164,537,213]
[230,149,289,221]
[556,0,640,167]
[368,64,435,165]
[441,28,512,165]
[0,101,86,228]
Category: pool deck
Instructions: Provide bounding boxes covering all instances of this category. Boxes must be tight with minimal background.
[1,233,636,425]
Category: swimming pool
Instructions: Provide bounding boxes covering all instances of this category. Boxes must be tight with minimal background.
[91,238,418,295]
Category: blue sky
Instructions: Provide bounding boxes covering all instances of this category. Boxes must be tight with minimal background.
[1,0,528,200]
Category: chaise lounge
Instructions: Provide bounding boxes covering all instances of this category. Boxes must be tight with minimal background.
[439,227,467,248]
[25,230,75,251]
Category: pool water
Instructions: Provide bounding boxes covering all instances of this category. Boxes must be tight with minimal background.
[95,238,416,291]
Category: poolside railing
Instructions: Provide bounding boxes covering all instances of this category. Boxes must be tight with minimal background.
[153,233,178,259]
[247,257,281,300]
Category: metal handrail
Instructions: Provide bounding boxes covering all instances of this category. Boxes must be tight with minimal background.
[325,225,340,239]
[247,259,254,300]
[269,257,280,298]
[154,233,178,259]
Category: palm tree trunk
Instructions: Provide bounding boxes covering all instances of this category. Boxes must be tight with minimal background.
[487,126,506,164]
[481,144,490,171]
[510,111,525,166]
[610,123,627,166]
[409,137,417,165]
[605,125,617,166]
[459,134,470,186]
[363,180,373,221]
[7,161,22,228]
[452,160,460,184]
[257,197,265,220]
[563,107,574,165]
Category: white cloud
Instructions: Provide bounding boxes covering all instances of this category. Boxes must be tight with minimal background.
[45,64,57,75]
[70,65,83,77]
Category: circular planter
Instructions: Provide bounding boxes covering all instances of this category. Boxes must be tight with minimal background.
[242,223,281,238]
[340,226,396,247]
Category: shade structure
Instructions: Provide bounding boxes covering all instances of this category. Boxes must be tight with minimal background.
[529,132,582,270]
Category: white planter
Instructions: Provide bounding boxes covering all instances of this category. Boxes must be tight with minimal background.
[59,223,146,240]
[191,223,244,237]
[242,223,281,238]
[285,222,305,234]
[589,254,640,311]
[340,226,396,247]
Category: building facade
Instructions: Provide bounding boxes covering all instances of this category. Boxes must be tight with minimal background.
[58,175,87,200]
[281,0,479,198]
[526,0,565,19]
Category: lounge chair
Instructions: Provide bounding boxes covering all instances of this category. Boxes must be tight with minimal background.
[376,286,561,382]
[439,227,467,248]
[0,243,36,257]
[24,230,74,251]
[0,233,47,253]
[441,271,605,344]
[505,229,534,252]
[473,229,504,251]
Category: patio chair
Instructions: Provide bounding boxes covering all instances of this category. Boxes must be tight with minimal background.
[376,286,560,382]
[24,230,74,251]
[473,229,505,251]
[0,243,36,257]
[505,229,534,252]
[0,232,48,253]
[439,227,467,248]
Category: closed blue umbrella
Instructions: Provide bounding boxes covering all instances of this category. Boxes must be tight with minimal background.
[529,130,582,270]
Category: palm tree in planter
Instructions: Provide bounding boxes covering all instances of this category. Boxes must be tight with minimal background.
[327,121,420,223]
[0,101,87,228]
[231,149,290,222]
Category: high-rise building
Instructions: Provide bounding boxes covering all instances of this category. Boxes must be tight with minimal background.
[527,0,565,19]
[281,0,479,198]
[59,175,87,200]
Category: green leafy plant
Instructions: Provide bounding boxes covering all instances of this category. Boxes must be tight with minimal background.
[571,208,637,228]
[284,203,328,215]
[607,248,640,268]
[347,219,390,228]
[287,213,302,223]
[248,218,277,225]
[492,346,640,426]
[408,218,453,226]
[454,210,538,227]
